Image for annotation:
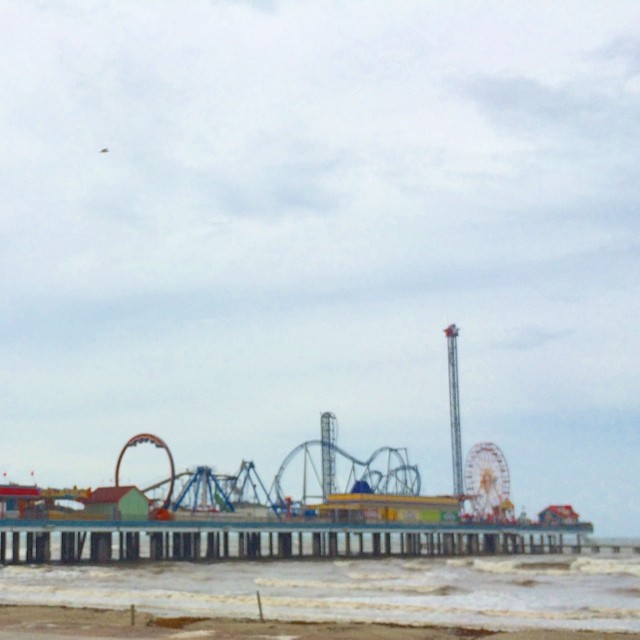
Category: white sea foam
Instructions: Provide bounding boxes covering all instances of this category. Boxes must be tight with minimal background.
[571,556,640,577]
[445,558,473,567]
[467,556,640,577]
[469,558,521,574]
[2,554,640,632]
[254,576,460,596]
[346,571,399,581]
[400,560,433,572]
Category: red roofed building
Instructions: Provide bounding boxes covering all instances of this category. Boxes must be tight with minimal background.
[0,485,41,518]
[0,485,40,499]
[538,505,580,526]
[84,486,149,521]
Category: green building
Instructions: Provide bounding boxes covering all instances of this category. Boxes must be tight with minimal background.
[84,486,149,521]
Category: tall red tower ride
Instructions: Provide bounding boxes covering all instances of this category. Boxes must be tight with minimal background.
[445,324,463,496]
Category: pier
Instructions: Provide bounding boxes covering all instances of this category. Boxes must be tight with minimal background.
[0,519,596,565]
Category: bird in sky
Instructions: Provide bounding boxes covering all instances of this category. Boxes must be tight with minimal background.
[100,148,109,153]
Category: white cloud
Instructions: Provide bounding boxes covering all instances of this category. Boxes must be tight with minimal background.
[0,1,639,535]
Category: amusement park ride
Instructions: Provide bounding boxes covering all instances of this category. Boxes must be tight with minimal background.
[463,441,513,522]
[109,418,422,518]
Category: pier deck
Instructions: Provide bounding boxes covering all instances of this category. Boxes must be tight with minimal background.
[0,518,596,564]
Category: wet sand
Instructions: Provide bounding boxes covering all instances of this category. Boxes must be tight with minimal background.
[0,606,639,640]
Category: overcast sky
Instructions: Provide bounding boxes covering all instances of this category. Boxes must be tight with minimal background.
[1,1,639,536]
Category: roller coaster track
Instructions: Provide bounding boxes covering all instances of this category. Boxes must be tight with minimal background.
[270,440,421,507]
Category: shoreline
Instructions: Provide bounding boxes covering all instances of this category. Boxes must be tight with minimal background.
[1,605,640,640]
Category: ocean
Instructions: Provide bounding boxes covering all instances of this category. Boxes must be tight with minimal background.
[1,543,640,633]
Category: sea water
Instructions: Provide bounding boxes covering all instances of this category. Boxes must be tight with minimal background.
[1,550,640,632]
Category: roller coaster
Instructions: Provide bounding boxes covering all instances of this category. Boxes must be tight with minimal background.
[270,441,420,508]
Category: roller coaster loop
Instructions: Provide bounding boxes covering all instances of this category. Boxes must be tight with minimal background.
[115,433,175,510]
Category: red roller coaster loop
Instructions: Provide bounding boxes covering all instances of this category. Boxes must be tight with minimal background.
[115,433,175,510]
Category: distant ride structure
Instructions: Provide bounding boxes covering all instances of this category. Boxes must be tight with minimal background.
[321,412,338,501]
[445,324,464,496]
[220,460,277,513]
[171,466,235,514]
[141,460,278,516]
[464,442,512,521]
[271,413,421,509]
[115,433,175,510]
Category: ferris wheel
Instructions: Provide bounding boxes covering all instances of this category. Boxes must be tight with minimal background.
[464,442,511,520]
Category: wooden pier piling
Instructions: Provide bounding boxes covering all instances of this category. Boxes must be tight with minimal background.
[0,520,594,565]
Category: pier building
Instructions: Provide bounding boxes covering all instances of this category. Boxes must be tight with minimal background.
[316,493,460,524]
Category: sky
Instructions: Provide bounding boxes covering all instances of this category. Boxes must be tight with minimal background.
[1,1,639,537]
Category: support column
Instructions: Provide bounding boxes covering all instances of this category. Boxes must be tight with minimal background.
[61,531,75,563]
[150,532,164,560]
[12,532,20,564]
[312,532,322,557]
[247,533,260,559]
[206,532,216,560]
[0,531,5,564]
[25,532,34,563]
[328,532,338,557]
[372,533,381,556]
[443,533,454,556]
[90,532,112,563]
[404,533,411,555]
[278,532,292,558]
[172,532,181,560]
[35,533,50,563]
[194,532,201,560]
[125,532,140,561]
[483,534,497,554]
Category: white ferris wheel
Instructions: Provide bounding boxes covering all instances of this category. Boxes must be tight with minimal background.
[464,442,511,520]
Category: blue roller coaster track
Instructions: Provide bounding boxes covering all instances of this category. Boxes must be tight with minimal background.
[270,440,421,508]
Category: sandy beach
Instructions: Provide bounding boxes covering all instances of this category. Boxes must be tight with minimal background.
[0,606,639,640]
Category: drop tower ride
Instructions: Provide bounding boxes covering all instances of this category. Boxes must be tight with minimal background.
[445,324,463,496]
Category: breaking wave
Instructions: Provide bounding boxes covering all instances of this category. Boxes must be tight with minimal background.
[467,556,640,577]
[254,576,462,596]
